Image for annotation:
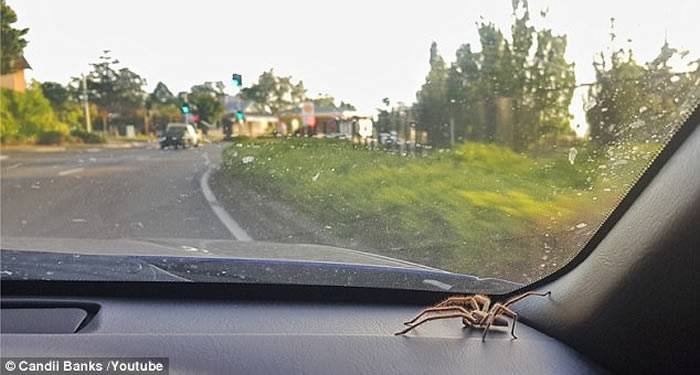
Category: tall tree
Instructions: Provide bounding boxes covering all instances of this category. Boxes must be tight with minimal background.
[148,82,175,105]
[73,51,147,131]
[241,69,307,115]
[528,29,576,142]
[422,0,576,149]
[146,82,179,129]
[189,82,225,124]
[40,82,71,110]
[0,0,28,74]
[586,20,646,145]
[415,42,449,145]
[447,43,481,142]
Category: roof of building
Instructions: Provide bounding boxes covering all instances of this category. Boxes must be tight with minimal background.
[2,55,31,74]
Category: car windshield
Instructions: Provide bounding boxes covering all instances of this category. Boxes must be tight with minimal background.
[1,0,698,290]
[166,125,186,135]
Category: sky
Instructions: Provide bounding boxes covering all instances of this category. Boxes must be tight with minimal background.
[11,0,700,132]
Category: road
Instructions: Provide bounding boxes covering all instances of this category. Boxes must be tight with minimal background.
[0,143,353,248]
[1,144,238,241]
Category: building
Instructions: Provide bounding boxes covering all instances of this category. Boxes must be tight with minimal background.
[278,106,374,139]
[223,96,278,138]
[0,56,31,93]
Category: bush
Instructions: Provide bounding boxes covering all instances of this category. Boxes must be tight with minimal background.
[70,128,106,144]
[1,82,69,143]
[36,130,67,145]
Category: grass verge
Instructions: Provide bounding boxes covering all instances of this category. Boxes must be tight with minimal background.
[220,137,659,282]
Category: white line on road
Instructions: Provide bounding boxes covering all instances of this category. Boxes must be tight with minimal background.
[58,167,85,176]
[199,161,252,242]
[0,155,8,161]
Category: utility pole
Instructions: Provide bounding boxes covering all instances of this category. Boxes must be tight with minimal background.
[81,74,92,133]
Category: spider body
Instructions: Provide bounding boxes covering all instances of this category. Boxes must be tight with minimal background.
[395,291,551,340]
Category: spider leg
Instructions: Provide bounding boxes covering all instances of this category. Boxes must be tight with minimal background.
[405,299,479,325]
[403,305,475,327]
[497,305,519,339]
[481,303,520,341]
[481,310,496,342]
[395,312,472,336]
[503,291,551,308]
[436,296,481,309]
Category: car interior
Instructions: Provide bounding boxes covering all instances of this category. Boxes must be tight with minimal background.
[1,107,698,374]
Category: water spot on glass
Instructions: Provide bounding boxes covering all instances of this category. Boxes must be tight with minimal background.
[312,172,320,182]
[575,223,587,229]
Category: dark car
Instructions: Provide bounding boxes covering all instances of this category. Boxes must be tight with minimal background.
[160,123,200,149]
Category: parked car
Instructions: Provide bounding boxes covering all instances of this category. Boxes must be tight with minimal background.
[160,123,200,149]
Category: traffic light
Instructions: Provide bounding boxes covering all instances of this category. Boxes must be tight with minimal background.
[232,74,242,87]
[235,110,245,122]
[181,102,190,114]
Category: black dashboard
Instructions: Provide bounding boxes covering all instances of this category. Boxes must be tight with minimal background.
[1,291,605,374]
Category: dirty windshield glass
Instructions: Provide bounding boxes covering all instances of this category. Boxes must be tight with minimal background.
[1,0,698,287]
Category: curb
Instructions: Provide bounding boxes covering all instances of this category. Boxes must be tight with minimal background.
[1,142,150,154]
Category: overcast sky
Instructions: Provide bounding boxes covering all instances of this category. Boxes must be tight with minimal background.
[12,0,699,130]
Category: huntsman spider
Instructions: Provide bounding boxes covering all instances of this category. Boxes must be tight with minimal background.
[395,291,551,340]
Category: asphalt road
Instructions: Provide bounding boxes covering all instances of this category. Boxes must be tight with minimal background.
[0,143,358,251]
[1,143,236,241]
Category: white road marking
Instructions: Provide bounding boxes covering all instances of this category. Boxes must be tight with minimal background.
[58,167,85,176]
[199,153,252,241]
[6,163,22,169]
[0,155,8,161]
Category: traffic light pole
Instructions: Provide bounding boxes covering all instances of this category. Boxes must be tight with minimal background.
[183,93,190,124]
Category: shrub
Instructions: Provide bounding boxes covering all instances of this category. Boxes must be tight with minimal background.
[36,130,67,145]
[70,128,106,144]
[1,83,69,143]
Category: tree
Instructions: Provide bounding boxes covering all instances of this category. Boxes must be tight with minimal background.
[189,82,225,124]
[73,51,147,132]
[447,43,481,142]
[587,38,699,146]
[40,82,71,110]
[528,29,576,142]
[586,20,646,145]
[338,101,356,111]
[0,0,28,74]
[418,0,576,150]
[415,42,449,145]
[40,81,86,128]
[241,69,307,115]
[1,82,68,142]
[312,94,336,109]
[146,82,179,130]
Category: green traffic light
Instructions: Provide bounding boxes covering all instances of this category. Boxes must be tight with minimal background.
[181,104,190,114]
[235,110,244,121]
[232,73,242,87]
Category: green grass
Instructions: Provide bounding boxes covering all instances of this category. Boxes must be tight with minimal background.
[220,138,661,281]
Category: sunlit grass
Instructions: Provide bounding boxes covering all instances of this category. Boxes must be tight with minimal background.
[220,137,658,280]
